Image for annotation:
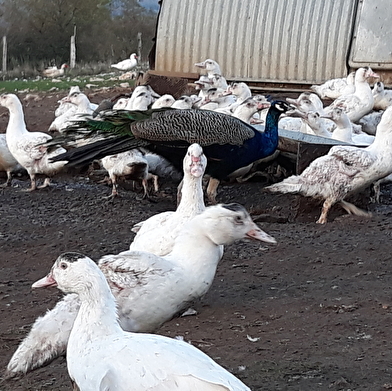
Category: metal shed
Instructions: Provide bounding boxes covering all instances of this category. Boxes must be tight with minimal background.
[150,0,392,89]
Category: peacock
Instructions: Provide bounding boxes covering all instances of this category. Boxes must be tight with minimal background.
[49,102,291,202]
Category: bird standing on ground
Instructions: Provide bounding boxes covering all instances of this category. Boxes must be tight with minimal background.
[48,101,291,203]
[130,143,207,255]
[31,252,252,391]
[0,94,66,191]
[6,203,275,377]
[111,53,138,71]
[101,149,156,199]
[0,134,24,186]
[265,105,392,224]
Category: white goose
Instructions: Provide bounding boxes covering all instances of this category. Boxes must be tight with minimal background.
[32,252,252,391]
[372,81,392,110]
[0,134,24,186]
[0,94,66,191]
[111,53,138,71]
[326,67,379,122]
[42,63,68,78]
[130,143,206,253]
[265,105,392,223]
[311,72,355,100]
[6,203,276,377]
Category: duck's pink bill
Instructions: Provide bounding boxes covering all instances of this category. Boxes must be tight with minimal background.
[32,274,58,289]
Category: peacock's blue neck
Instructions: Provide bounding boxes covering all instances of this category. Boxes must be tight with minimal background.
[256,108,280,156]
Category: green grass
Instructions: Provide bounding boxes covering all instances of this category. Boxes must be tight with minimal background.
[0,73,137,93]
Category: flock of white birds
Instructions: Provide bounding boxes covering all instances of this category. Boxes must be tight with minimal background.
[2,57,392,390]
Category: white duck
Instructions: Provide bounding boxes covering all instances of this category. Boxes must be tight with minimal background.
[232,98,270,124]
[311,72,355,100]
[326,67,379,123]
[265,105,392,223]
[224,82,252,112]
[0,134,24,186]
[194,75,214,100]
[151,94,175,109]
[287,92,326,115]
[194,58,222,77]
[31,252,252,391]
[6,203,276,377]
[171,95,195,109]
[126,85,159,110]
[0,94,66,191]
[130,143,206,253]
[111,53,138,71]
[112,97,129,110]
[144,151,182,182]
[101,149,157,199]
[42,63,68,78]
[125,91,152,110]
[50,92,95,133]
[372,81,392,110]
[322,107,375,145]
[54,86,81,118]
[199,88,235,111]
[358,111,383,136]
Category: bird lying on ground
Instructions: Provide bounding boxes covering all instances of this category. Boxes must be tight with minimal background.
[46,101,291,203]
[42,63,68,78]
[265,105,392,223]
[6,203,275,377]
[31,252,252,391]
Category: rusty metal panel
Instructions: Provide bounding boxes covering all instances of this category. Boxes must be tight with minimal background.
[155,0,357,85]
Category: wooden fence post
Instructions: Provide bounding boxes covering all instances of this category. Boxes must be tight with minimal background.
[70,25,76,68]
[137,32,142,63]
[2,36,7,73]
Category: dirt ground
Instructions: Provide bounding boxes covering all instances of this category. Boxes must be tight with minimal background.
[1,89,392,391]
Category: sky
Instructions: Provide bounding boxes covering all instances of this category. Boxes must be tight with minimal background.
[139,0,160,12]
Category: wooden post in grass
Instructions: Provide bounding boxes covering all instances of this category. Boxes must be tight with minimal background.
[70,25,76,69]
[2,36,7,73]
[137,32,142,63]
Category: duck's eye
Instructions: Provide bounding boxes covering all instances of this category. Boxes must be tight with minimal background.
[60,262,68,270]
[234,215,244,225]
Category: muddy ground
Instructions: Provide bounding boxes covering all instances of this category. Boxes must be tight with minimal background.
[1,89,392,391]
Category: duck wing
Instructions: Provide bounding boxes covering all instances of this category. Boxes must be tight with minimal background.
[328,145,376,170]
[98,249,175,292]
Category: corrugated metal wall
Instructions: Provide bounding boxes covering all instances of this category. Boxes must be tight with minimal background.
[155,0,357,85]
